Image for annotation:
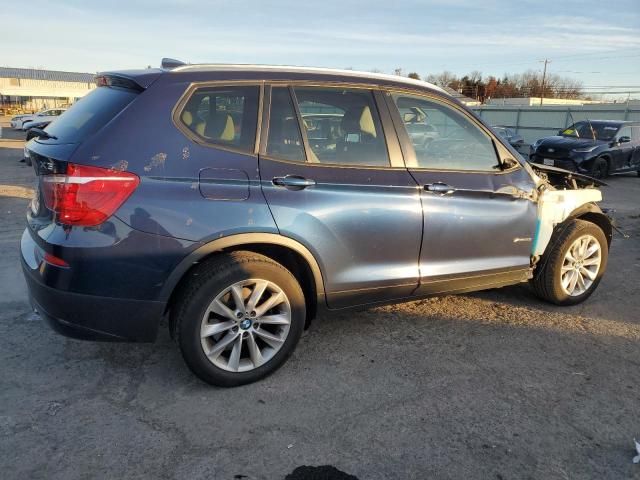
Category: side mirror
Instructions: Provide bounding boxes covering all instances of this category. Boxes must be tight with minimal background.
[501,157,519,170]
[618,136,631,144]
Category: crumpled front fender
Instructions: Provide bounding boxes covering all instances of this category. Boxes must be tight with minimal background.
[532,188,604,257]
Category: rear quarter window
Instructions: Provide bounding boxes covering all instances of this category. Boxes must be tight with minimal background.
[176,85,260,153]
[44,86,138,143]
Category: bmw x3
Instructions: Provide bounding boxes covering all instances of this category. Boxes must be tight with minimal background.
[22,60,613,386]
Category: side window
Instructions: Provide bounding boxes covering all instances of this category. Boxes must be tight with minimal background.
[617,126,632,141]
[266,88,306,162]
[632,126,640,142]
[293,87,390,167]
[392,94,500,171]
[178,85,259,152]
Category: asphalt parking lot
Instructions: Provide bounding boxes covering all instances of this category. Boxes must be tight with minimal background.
[1,117,639,480]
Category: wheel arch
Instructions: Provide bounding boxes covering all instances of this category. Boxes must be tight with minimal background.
[567,202,613,249]
[162,234,326,332]
[536,201,612,272]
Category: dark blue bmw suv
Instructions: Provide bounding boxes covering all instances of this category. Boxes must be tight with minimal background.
[22,60,613,386]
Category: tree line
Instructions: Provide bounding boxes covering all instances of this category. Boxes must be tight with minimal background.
[397,69,584,102]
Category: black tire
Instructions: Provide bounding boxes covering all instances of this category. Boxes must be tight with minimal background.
[590,157,608,179]
[173,251,305,387]
[531,219,608,306]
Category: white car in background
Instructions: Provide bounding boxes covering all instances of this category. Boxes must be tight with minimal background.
[10,109,67,130]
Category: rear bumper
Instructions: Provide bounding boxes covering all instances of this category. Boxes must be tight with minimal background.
[23,265,165,342]
[21,230,166,342]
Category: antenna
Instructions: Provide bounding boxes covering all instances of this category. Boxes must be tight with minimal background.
[161,58,186,70]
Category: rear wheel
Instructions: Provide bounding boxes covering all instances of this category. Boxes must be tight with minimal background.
[173,251,305,387]
[531,219,608,305]
[591,157,608,179]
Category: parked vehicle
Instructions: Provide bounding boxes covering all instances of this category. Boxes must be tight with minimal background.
[530,120,640,178]
[10,114,31,129]
[22,61,612,387]
[492,126,524,148]
[11,109,66,130]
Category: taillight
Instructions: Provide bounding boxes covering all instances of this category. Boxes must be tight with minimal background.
[42,163,139,226]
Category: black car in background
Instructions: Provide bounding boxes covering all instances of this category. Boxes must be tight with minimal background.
[530,120,640,178]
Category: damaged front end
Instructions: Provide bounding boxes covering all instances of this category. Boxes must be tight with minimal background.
[527,163,612,260]
[529,163,607,190]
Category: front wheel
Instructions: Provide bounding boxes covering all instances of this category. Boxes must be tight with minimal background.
[590,157,608,179]
[531,219,608,305]
[173,251,305,387]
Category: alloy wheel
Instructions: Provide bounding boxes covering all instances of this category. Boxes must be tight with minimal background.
[200,279,291,372]
[560,234,602,296]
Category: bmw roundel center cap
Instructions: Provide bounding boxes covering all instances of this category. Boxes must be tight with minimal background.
[240,319,252,330]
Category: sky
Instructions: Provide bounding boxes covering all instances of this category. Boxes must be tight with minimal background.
[2,0,639,96]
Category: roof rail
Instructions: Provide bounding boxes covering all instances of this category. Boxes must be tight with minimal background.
[161,58,186,70]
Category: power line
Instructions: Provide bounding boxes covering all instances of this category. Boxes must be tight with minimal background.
[544,49,640,60]
[428,52,640,74]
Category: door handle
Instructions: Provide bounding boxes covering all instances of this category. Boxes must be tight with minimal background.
[272,175,316,190]
[425,182,455,195]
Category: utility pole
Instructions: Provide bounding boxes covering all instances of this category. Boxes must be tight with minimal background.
[539,59,551,106]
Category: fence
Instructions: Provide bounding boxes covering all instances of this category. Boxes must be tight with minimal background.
[472,103,640,145]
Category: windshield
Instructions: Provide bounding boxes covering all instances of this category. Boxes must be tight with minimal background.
[560,121,620,141]
[43,86,139,143]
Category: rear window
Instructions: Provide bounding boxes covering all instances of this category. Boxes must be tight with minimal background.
[43,86,138,143]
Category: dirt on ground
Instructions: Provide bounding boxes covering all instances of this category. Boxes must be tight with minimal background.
[1,118,639,479]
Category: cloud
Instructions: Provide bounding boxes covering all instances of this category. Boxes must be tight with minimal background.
[0,0,638,81]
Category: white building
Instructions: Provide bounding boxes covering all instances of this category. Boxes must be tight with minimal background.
[0,67,95,113]
[486,97,600,106]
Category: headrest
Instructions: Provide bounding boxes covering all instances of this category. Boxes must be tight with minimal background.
[358,106,376,137]
[341,106,376,138]
[181,110,193,126]
[205,112,235,141]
